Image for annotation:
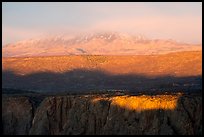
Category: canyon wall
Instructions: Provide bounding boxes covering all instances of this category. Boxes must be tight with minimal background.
[2,93,202,135]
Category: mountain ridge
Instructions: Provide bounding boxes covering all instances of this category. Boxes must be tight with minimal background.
[2,32,202,57]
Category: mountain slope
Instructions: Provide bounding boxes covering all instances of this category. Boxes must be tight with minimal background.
[2,32,202,57]
[2,51,202,93]
[2,51,202,77]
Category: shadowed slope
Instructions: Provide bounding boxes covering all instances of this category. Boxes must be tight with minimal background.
[2,51,202,93]
[2,69,202,93]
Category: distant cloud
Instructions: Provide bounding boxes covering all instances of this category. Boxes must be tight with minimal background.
[2,26,45,45]
[2,2,202,45]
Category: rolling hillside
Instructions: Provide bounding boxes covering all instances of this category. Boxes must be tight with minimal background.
[2,51,202,93]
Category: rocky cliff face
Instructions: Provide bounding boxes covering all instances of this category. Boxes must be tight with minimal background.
[2,94,202,135]
[2,97,34,135]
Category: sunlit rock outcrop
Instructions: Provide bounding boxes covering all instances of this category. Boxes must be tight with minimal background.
[2,93,202,135]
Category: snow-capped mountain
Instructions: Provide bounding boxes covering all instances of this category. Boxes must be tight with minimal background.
[2,32,201,57]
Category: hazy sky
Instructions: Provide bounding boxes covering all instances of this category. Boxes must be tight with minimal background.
[2,2,202,45]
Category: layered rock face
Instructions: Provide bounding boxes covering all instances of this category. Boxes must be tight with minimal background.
[2,97,34,135]
[2,94,202,135]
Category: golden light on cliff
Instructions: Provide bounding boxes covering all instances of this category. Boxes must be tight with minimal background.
[91,93,182,111]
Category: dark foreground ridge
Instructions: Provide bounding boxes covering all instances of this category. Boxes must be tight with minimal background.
[2,91,202,135]
[2,69,202,94]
